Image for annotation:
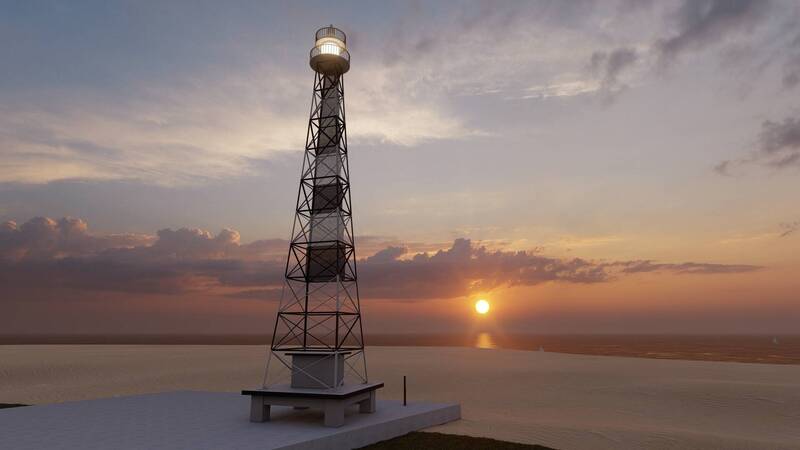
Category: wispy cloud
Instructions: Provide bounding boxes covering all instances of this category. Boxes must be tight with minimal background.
[757,116,800,168]
[0,61,484,185]
[782,33,800,89]
[617,260,761,275]
[779,221,800,238]
[0,74,308,185]
[2,2,621,186]
[712,159,735,176]
[714,114,800,173]
[347,64,484,146]
[587,47,639,102]
[522,80,601,100]
[2,0,799,188]
[655,0,771,68]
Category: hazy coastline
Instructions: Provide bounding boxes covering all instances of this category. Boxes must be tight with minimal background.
[2,333,798,365]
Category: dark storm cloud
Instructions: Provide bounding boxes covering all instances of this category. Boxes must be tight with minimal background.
[656,0,770,65]
[0,217,763,302]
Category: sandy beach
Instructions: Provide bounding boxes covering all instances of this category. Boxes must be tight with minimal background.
[1,345,798,449]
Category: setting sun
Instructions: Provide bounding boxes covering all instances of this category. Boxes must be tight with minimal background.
[475,299,490,315]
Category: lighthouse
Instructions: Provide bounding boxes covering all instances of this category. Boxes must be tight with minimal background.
[243,26,381,428]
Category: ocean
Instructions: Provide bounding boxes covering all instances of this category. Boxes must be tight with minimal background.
[1,333,797,364]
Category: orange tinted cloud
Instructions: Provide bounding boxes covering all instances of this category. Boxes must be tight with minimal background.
[1,217,760,301]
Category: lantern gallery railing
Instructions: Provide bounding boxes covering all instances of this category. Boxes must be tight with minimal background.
[315,26,346,44]
[310,45,350,61]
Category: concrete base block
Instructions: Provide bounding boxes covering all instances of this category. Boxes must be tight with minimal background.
[250,396,270,423]
[323,402,345,427]
[243,382,383,428]
[359,391,376,413]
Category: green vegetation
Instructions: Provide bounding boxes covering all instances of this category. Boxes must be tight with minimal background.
[359,432,555,450]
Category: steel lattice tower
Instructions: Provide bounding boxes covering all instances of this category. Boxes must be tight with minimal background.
[264,26,367,389]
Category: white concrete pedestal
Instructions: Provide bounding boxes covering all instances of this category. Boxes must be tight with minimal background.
[243,382,383,427]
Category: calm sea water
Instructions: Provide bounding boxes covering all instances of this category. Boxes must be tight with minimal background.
[2,333,798,364]
[370,333,800,365]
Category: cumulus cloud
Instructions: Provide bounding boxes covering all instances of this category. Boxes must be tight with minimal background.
[0,218,763,303]
[358,238,761,299]
[359,238,611,299]
[148,228,240,259]
[0,216,151,261]
[364,245,408,264]
[0,217,286,295]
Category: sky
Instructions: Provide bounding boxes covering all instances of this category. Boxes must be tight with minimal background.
[1,0,799,335]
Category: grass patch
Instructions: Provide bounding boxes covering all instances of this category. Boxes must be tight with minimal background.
[0,403,27,409]
[359,432,555,449]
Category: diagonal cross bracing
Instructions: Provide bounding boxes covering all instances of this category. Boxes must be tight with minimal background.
[265,70,367,388]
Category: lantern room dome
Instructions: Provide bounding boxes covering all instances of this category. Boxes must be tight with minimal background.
[310,25,350,75]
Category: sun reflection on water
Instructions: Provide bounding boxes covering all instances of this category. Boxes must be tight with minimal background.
[475,332,496,349]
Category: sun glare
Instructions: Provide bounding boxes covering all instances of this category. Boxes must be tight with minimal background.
[475,299,490,315]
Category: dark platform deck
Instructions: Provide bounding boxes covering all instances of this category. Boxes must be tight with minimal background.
[242,382,383,399]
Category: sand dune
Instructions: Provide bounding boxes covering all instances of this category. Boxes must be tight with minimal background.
[1,345,798,449]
